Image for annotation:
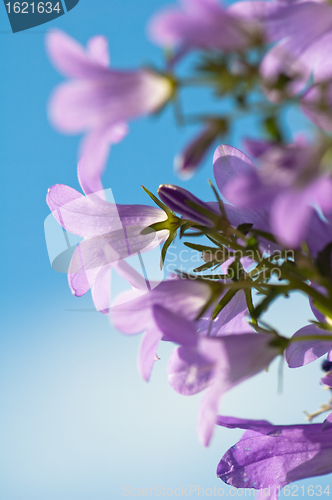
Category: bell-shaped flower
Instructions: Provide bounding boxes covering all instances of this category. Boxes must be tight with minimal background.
[213,143,332,247]
[46,29,173,182]
[217,416,332,499]
[111,274,213,381]
[231,0,332,104]
[158,184,220,227]
[153,304,281,446]
[46,175,168,312]
[148,0,260,58]
[166,289,249,395]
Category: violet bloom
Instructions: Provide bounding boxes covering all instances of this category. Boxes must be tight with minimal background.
[232,0,332,93]
[158,179,278,272]
[262,0,332,86]
[148,0,258,57]
[158,184,220,227]
[46,30,173,184]
[217,416,332,499]
[47,179,168,312]
[285,298,332,368]
[174,120,228,179]
[213,143,332,247]
[153,304,281,446]
[111,275,213,381]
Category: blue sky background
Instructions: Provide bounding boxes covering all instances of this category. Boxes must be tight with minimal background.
[1,1,331,498]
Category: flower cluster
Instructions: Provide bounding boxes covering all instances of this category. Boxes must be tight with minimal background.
[45,1,332,498]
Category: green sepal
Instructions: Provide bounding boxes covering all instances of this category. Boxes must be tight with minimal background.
[245,288,257,326]
[179,221,196,238]
[141,221,171,235]
[309,320,332,332]
[160,232,177,269]
[193,260,221,273]
[227,259,244,282]
[208,179,227,218]
[183,242,218,253]
[141,185,173,216]
[212,288,238,320]
[250,228,277,244]
[312,299,332,322]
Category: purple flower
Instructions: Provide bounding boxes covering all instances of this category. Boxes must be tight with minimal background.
[46,181,168,311]
[153,304,280,446]
[111,275,213,381]
[213,143,332,247]
[231,1,332,103]
[46,29,173,186]
[264,1,332,85]
[148,0,258,56]
[166,289,249,394]
[217,416,332,498]
[158,184,220,227]
[285,297,332,368]
[174,120,228,179]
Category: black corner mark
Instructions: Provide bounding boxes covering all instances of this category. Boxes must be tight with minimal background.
[3,0,80,33]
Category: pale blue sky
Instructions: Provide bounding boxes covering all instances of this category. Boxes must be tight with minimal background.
[1,1,330,498]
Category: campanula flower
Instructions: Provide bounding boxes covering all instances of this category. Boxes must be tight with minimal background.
[217,416,332,499]
[47,178,168,311]
[148,0,259,57]
[111,275,213,381]
[46,29,173,183]
[214,143,332,247]
[153,303,280,446]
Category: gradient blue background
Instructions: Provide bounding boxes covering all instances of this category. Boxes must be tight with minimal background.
[1,1,331,498]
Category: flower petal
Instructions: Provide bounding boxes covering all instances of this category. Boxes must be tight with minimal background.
[78,122,128,197]
[286,325,332,368]
[138,327,163,382]
[152,305,197,346]
[197,333,279,446]
[86,35,110,67]
[46,29,109,78]
[167,345,213,396]
[91,264,112,313]
[213,144,257,199]
[217,422,332,491]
